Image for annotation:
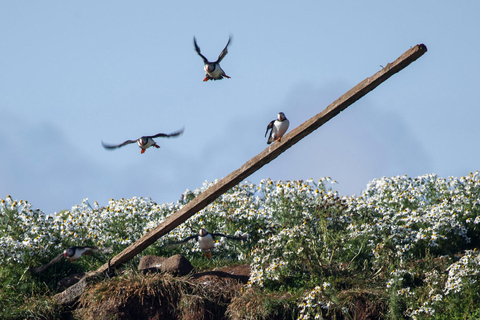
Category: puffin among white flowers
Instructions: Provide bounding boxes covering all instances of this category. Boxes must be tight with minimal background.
[194,36,231,82]
[63,246,99,261]
[171,228,247,259]
[102,127,184,154]
[31,246,101,274]
[265,112,290,144]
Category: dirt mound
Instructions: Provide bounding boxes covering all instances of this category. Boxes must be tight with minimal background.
[74,264,251,320]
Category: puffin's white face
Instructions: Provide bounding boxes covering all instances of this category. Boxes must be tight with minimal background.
[199,228,208,237]
[278,112,286,121]
[64,248,74,258]
[207,64,216,72]
[138,137,157,149]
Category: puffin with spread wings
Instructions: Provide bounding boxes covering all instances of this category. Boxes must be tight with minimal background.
[31,246,100,274]
[194,36,232,82]
[102,127,184,154]
[170,228,247,259]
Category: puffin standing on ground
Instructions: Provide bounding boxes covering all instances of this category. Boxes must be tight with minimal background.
[171,228,247,259]
[31,246,100,274]
[194,36,231,82]
[102,127,184,154]
[265,112,290,144]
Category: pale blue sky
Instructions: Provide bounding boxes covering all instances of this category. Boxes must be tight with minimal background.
[1,1,479,213]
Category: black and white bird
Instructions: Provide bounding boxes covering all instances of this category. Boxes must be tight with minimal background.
[31,246,100,274]
[265,112,290,144]
[194,36,231,82]
[170,228,247,259]
[102,128,184,154]
[63,246,99,261]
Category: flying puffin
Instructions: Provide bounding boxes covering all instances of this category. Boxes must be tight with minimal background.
[102,127,184,154]
[171,228,247,259]
[194,36,231,82]
[31,246,100,274]
[64,246,99,261]
[265,112,290,144]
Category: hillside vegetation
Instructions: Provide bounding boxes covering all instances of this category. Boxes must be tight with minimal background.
[1,172,480,319]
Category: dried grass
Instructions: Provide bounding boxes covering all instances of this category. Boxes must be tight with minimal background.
[226,288,297,320]
[74,269,245,320]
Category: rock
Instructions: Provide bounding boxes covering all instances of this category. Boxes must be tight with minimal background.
[161,254,193,276]
[137,254,193,276]
[138,255,167,272]
[54,273,101,306]
[57,272,86,292]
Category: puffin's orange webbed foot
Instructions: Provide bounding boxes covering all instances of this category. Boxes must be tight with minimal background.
[141,149,146,154]
[203,250,212,259]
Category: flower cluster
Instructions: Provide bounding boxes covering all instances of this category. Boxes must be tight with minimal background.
[248,178,344,288]
[2,172,480,318]
[297,282,342,320]
[444,249,480,295]
[344,172,480,265]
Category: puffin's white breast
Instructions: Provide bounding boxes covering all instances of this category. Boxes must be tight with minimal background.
[70,248,86,260]
[198,234,214,250]
[137,138,156,149]
[272,119,290,140]
[205,64,224,79]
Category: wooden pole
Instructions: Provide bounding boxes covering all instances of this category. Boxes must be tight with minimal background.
[96,43,426,272]
[99,43,427,272]
[55,43,427,303]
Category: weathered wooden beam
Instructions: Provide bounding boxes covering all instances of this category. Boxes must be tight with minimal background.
[101,43,428,271]
[97,43,426,272]
[54,43,427,303]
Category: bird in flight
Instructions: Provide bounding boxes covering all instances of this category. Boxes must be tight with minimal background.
[265,112,290,144]
[102,127,184,154]
[169,228,247,259]
[194,36,231,82]
[31,246,101,273]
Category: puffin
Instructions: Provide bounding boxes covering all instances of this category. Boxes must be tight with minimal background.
[265,112,290,144]
[31,246,100,274]
[171,228,247,259]
[194,36,231,82]
[102,127,184,154]
[64,246,99,261]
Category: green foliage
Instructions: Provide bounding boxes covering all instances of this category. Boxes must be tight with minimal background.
[1,172,480,319]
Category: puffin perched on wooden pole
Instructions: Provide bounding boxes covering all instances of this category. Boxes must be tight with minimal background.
[265,112,290,144]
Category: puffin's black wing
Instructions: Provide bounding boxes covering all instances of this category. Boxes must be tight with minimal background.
[193,37,209,64]
[31,252,64,274]
[102,139,137,150]
[78,246,99,252]
[215,36,231,63]
[169,235,198,246]
[265,120,275,138]
[147,127,185,139]
[211,233,247,241]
